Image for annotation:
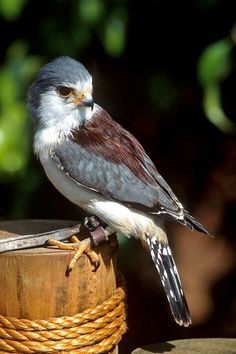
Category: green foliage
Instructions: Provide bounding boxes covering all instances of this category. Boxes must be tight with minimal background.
[0,41,42,177]
[0,0,235,219]
[198,39,233,86]
[0,0,129,217]
[102,6,128,57]
[197,38,235,134]
[78,0,128,57]
[0,0,128,179]
[0,0,27,20]
[78,0,105,25]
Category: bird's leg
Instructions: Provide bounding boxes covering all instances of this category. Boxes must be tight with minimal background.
[83,216,118,249]
[83,215,102,231]
[66,235,100,274]
[46,216,115,274]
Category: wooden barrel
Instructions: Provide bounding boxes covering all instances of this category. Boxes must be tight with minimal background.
[0,219,120,353]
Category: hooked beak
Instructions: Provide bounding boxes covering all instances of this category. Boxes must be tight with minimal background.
[72,93,94,110]
[80,95,94,110]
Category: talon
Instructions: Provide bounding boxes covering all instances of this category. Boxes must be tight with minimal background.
[69,235,80,243]
[45,221,113,274]
[66,242,100,274]
[46,239,75,250]
[69,235,100,269]
[46,236,100,274]
[86,249,101,270]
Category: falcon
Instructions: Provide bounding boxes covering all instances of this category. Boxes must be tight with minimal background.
[28,56,211,327]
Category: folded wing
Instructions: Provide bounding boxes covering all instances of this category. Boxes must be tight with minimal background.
[52,105,186,222]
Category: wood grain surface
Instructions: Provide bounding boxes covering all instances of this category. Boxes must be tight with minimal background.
[0,219,117,319]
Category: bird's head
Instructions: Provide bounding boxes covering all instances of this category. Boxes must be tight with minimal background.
[28,56,94,130]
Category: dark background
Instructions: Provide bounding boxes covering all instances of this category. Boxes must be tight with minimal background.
[0,1,235,353]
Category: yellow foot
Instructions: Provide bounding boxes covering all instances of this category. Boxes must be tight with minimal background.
[46,236,100,275]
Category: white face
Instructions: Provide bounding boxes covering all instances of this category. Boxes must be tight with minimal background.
[33,77,93,156]
[38,77,93,130]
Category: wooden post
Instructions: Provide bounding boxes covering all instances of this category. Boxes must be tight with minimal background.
[0,219,119,353]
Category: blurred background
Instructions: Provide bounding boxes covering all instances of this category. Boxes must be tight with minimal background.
[0,0,235,352]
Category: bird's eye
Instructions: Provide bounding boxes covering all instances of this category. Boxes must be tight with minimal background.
[57,86,73,97]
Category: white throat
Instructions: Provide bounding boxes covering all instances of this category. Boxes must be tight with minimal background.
[33,90,93,157]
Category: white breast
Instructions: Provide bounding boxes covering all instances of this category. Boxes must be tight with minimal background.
[40,155,98,206]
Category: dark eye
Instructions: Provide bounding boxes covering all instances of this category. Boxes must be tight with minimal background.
[57,86,72,97]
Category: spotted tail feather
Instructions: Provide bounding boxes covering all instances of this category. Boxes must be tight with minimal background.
[146,236,191,326]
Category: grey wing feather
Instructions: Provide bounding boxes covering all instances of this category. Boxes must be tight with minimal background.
[139,153,184,213]
[140,153,211,234]
[53,139,181,214]
[142,153,182,206]
[53,138,211,235]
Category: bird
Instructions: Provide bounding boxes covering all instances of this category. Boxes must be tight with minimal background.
[28,56,211,327]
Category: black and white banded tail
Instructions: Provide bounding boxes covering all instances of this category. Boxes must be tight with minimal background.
[146,236,191,327]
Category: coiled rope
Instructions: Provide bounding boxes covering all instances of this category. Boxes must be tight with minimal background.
[0,285,126,353]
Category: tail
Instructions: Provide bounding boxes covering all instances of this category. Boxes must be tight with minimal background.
[146,235,191,327]
[159,209,212,237]
[183,210,212,236]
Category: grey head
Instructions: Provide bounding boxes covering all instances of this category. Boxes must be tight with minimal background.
[33,56,91,88]
[27,56,94,129]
